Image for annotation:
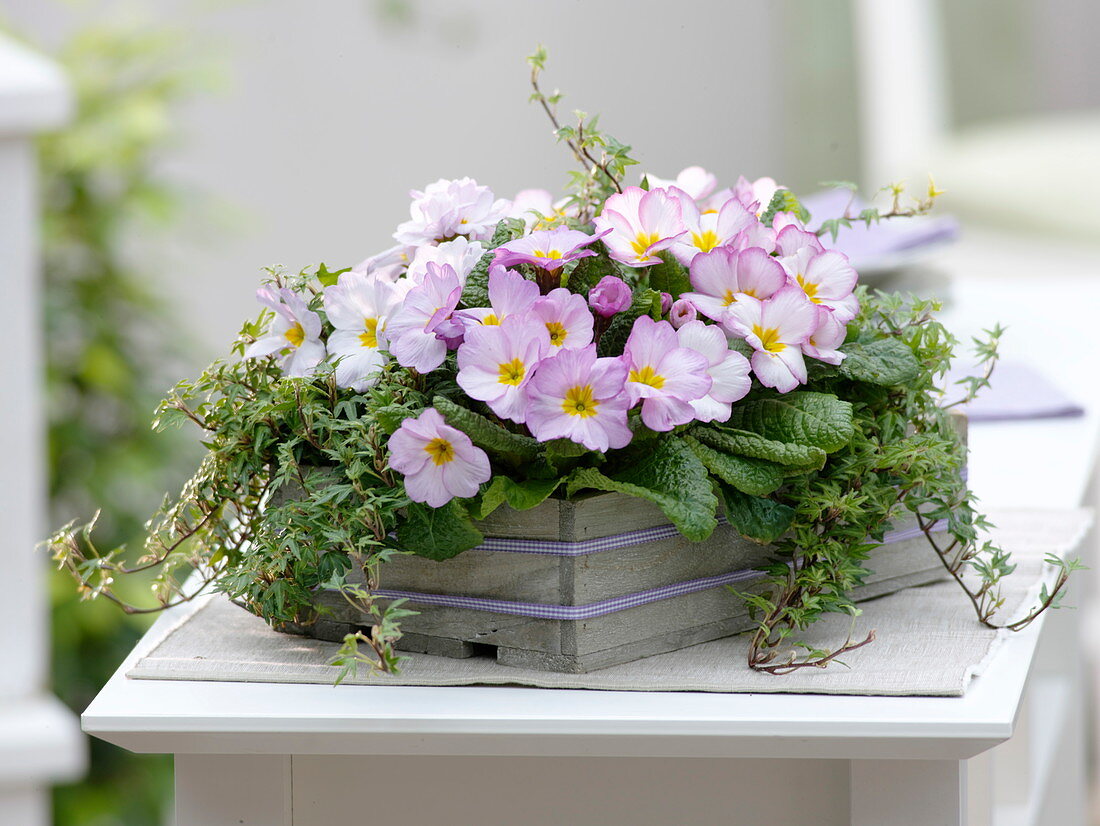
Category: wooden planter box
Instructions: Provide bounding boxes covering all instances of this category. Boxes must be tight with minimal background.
[287,494,948,673]
[283,416,965,673]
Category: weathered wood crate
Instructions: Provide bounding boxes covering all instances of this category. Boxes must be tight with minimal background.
[282,416,966,673]
[288,493,949,673]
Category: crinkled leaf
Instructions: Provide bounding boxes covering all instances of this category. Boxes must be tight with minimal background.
[684,434,785,496]
[647,250,692,299]
[724,391,854,453]
[432,396,540,465]
[474,476,561,520]
[459,217,526,307]
[693,425,827,470]
[541,437,593,474]
[395,500,483,560]
[838,338,921,386]
[563,251,620,295]
[719,484,795,544]
[565,436,718,541]
[760,188,811,226]
[596,288,662,357]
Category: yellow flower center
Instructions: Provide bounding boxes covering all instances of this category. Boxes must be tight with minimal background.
[423,437,455,466]
[722,290,737,307]
[284,322,305,347]
[531,248,564,260]
[752,324,786,353]
[628,365,666,389]
[497,357,526,386]
[630,231,661,259]
[562,384,599,418]
[691,229,721,253]
[545,321,568,346]
[482,313,500,326]
[796,274,820,303]
[359,317,380,348]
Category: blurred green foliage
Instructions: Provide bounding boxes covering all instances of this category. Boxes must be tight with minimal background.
[33,23,208,826]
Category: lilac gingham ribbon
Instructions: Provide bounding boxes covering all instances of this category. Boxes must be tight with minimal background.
[377,519,950,620]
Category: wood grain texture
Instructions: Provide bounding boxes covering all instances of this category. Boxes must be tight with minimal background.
[282,494,948,672]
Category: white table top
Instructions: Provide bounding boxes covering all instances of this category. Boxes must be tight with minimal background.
[81,232,1100,762]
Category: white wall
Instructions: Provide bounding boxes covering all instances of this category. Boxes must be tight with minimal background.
[7,0,799,363]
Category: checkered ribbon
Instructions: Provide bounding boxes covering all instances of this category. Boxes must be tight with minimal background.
[375,519,949,620]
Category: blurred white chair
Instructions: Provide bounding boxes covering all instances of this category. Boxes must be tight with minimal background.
[852,0,1100,240]
[0,34,85,825]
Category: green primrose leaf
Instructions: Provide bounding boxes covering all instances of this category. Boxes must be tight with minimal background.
[838,338,921,386]
[723,391,854,453]
[760,188,811,226]
[566,435,718,541]
[433,396,541,465]
[692,425,828,469]
[316,262,352,287]
[647,250,692,299]
[718,484,795,544]
[683,434,785,496]
[474,476,562,520]
[395,500,483,560]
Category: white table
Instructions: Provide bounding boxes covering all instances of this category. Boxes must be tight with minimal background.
[83,239,1100,825]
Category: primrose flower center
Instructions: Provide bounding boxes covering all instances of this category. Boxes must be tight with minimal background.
[423,437,455,466]
[561,384,599,418]
[722,290,737,307]
[481,314,500,326]
[628,365,666,389]
[752,324,786,353]
[797,274,821,303]
[284,322,305,347]
[545,321,569,346]
[497,357,526,386]
[531,248,564,260]
[691,229,721,253]
[359,317,380,348]
[630,231,661,258]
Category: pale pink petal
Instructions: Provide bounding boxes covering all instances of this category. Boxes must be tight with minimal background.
[805,251,858,298]
[679,292,729,323]
[715,198,756,239]
[245,335,290,359]
[826,293,860,324]
[440,447,491,500]
[733,223,777,254]
[675,320,728,365]
[707,351,753,404]
[736,247,788,299]
[751,349,802,393]
[387,428,433,475]
[689,248,738,297]
[762,286,819,344]
[390,330,447,373]
[639,189,686,238]
[456,365,506,402]
[775,225,823,257]
[403,466,452,508]
[640,395,696,431]
[284,340,326,378]
[655,347,712,401]
[588,356,628,399]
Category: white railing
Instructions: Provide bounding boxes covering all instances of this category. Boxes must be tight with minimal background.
[0,33,86,825]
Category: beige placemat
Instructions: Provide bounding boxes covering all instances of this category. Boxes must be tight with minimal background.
[128,509,1092,696]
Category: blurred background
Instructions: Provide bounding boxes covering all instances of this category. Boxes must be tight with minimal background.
[1,0,1098,823]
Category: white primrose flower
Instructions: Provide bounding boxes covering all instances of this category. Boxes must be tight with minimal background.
[245,287,326,378]
[323,272,403,392]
